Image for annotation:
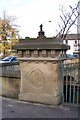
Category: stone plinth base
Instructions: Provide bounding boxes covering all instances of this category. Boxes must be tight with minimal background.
[19,93,61,105]
[19,58,62,105]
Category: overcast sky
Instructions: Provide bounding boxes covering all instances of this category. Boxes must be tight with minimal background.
[0,0,79,38]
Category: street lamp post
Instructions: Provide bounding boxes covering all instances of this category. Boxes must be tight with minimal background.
[77,0,80,103]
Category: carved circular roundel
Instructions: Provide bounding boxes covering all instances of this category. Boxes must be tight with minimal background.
[29,70,46,88]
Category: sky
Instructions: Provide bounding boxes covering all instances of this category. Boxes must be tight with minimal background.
[0,0,79,38]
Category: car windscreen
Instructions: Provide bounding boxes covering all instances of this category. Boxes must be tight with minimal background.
[3,56,12,61]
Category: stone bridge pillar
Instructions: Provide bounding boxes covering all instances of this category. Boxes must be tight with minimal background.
[18,58,63,105]
[13,26,69,105]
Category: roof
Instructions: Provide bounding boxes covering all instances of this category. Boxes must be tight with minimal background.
[64,34,80,40]
[12,35,70,51]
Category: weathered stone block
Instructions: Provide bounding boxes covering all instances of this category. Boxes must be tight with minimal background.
[42,50,47,57]
[19,60,62,105]
[1,77,20,98]
[26,51,30,57]
[18,51,22,57]
[34,50,38,57]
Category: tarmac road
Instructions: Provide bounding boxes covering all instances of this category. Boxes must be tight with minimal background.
[1,97,79,119]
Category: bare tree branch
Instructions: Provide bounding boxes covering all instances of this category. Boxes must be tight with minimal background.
[56,2,79,40]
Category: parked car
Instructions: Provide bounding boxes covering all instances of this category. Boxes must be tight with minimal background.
[66,54,79,58]
[0,56,19,63]
[73,54,79,58]
[66,54,74,58]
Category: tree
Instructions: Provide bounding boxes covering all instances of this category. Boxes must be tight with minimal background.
[0,11,19,58]
[56,1,79,40]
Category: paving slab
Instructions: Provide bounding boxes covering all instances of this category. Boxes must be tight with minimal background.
[1,97,80,119]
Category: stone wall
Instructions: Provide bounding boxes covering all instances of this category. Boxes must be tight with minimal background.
[0,62,21,98]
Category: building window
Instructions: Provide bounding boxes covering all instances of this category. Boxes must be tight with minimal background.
[74,40,77,51]
[65,40,68,44]
[75,40,77,44]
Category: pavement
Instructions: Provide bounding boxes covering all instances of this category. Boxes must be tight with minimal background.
[0,97,80,119]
